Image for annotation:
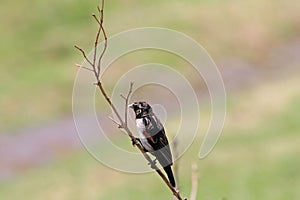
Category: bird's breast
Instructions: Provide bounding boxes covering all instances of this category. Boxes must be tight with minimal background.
[135,118,153,151]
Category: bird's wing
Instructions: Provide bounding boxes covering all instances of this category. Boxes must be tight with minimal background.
[147,129,173,167]
[142,114,173,167]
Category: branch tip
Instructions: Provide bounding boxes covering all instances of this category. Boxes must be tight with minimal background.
[189,163,198,200]
[120,94,126,100]
[108,116,122,127]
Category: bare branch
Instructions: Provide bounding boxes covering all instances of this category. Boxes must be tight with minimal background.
[74,1,185,199]
[189,163,198,200]
[92,16,102,78]
[96,28,107,75]
[98,0,104,24]
[96,81,124,126]
[75,63,94,72]
[122,82,134,125]
[74,45,94,67]
[94,4,108,75]
[120,94,126,100]
[108,116,122,128]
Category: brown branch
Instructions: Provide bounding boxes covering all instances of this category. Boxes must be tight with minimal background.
[98,2,104,24]
[108,116,122,128]
[96,81,125,128]
[74,1,186,199]
[74,45,94,67]
[120,94,126,100]
[120,82,134,125]
[92,2,108,76]
[96,32,107,75]
[75,63,94,72]
[92,15,101,78]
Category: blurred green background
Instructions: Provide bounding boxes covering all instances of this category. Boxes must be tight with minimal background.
[0,0,300,199]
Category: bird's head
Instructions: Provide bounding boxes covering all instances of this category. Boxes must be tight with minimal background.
[128,101,152,118]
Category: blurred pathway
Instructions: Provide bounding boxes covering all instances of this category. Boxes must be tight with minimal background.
[0,115,111,182]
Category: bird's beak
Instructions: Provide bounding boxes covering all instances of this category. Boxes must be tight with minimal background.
[128,103,134,109]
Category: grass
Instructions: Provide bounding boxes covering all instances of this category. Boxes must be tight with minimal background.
[1,74,300,199]
[1,0,300,199]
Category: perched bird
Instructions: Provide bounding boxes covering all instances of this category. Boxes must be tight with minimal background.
[129,101,176,187]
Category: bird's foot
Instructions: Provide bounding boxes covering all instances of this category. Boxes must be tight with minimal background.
[132,138,149,152]
[131,137,143,146]
[148,158,157,169]
[131,138,139,146]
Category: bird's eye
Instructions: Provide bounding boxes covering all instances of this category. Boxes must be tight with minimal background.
[136,109,141,114]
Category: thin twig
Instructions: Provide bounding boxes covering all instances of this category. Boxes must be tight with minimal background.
[92,14,102,78]
[98,2,104,24]
[74,45,94,67]
[189,163,198,200]
[120,94,126,100]
[98,5,107,72]
[96,81,125,128]
[92,12,101,24]
[121,82,134,125]
[108,116,122,128]
[92,2,108,76]
[75,63,94,72]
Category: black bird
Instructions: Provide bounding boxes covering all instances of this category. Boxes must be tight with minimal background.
[129,101,176,187]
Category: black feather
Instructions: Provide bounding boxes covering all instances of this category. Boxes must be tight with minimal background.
[164,165,176,187]
[147,129,175,187]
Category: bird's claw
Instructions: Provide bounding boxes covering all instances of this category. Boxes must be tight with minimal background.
[131,137,141,146]
[148,158,157,169]
[131,138,149,152]
[131,138,138,146]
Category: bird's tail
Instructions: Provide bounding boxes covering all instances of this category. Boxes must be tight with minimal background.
[163,165,176,187]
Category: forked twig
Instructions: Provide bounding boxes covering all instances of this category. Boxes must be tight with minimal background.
[74,1,185,199]
[120,82,134,125]
[92,18,101,78]
[93,2,108,75]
